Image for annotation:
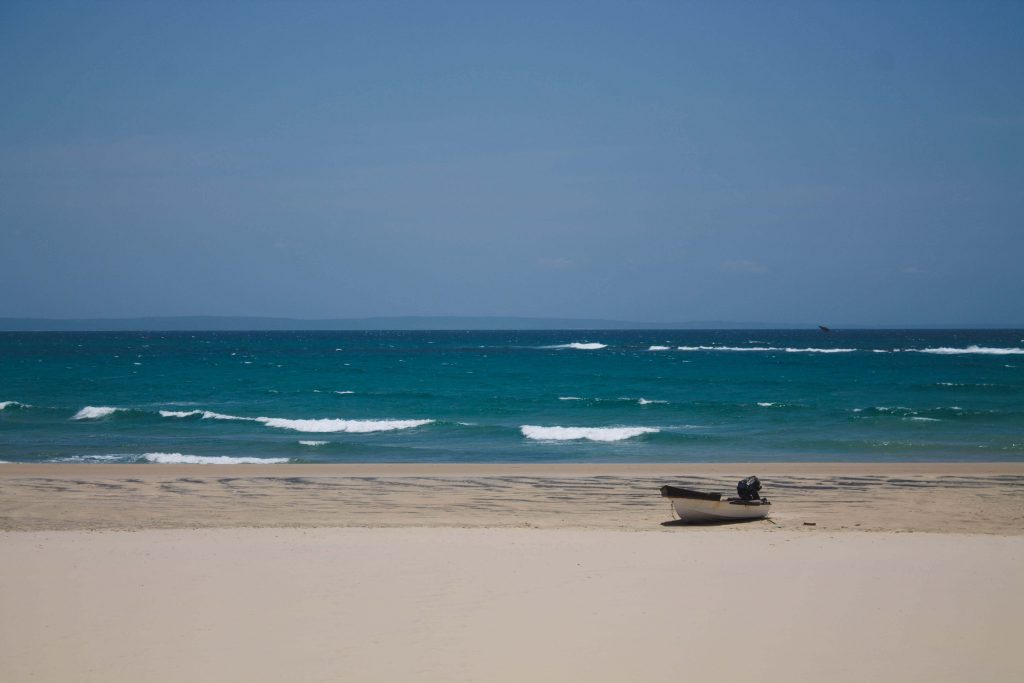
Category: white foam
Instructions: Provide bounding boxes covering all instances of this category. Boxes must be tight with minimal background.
[908,417,941,422]
[142,453,289,465]
[520,425,659,442]
[159,408,433,433]
[677,345,780,352]
[72,406,123,420]
[54,454,125,462]
[675,345,854,353]
[334,390,355,395]
[757,402,776,407]
[648,345,671,351]
[637,398,667,405]
[551,343,607,350]
[299,440,329,446]
[159,410,254,421]
[558,396,583,401]
[0,401,29,410]
[914,346,1024,355]
[255,417,434,433]
[160,410,200,418]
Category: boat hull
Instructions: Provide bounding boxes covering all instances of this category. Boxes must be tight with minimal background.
[669,497,771,523]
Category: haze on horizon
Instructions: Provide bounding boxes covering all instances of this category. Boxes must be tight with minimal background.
[1,1,1022,327]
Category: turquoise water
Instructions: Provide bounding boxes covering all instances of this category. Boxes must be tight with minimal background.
[1,330,1022,463]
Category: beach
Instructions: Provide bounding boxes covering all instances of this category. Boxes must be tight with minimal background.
[2,463,1023,682]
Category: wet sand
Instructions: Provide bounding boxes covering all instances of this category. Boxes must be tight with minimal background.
[1,462,1022,533]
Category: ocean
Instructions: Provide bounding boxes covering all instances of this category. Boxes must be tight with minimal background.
[1,329,1022,464]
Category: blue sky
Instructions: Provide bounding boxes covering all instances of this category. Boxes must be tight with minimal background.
[1,1,1022,325]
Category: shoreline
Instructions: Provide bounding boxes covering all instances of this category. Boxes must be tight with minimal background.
[4,461,1024,476]
[2,462,1021,534]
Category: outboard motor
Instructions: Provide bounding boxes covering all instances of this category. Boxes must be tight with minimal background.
[737,476,762,501]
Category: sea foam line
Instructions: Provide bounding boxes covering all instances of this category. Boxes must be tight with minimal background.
[256,417,434,433]
[159,410,434,433]
[159,410,250,420]
[142,453,290,465]
[548,342,608,350]
[675,346,854,353]
[520,425,659,442]
[912,346,1024,355]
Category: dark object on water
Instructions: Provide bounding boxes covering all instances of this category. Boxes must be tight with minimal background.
[818,325,831,332]
[737,475,762,501]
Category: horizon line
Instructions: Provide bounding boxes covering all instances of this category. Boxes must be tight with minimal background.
[0,315,1020,331]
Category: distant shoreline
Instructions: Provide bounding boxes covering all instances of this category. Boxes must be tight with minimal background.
[2,316,1021,331]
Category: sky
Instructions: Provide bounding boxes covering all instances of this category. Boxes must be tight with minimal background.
[1,0,1022,326]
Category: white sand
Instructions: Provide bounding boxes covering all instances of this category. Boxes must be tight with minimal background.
[3,527,1023,683]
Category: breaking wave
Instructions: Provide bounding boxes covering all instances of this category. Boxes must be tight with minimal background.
[0,401,30,410]
[159,410,249,420]
[913,346,1024,355]
[299,440,329,446]
[51,454,125,463]
[648,345,671,351]
[72,406,125,420]
[549,342,607,350]
[256,417,434,433]
[158,409,433,433]
[520,425,659,442]
[675,346,854,353]
[142,453,290,464]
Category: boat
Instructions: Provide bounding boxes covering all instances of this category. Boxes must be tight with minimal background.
[660,480,771,523]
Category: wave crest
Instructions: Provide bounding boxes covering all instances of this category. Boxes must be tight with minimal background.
[520,425,659,442]
[256,417,434,433]
[675,346,854,353]
[915,346,1024,355]
[550,342,607,350]
[159,410,252,421]
[72,406,124,420]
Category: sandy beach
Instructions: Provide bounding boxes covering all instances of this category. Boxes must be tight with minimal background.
[2,463,1023,682]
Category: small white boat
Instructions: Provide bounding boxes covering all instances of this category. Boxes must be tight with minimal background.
[660,484,771,523]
